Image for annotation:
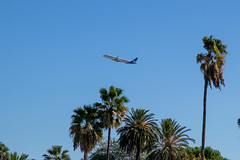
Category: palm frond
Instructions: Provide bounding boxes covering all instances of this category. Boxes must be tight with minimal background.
[117,108,158,158]
[197,35,229,90]
[147,118,195,160]
[69,105,103,154]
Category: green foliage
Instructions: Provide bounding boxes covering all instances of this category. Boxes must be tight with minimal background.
[89,153,114,160]
[117,108,158,160]
[42,145,70,160]
[147,118,195,160]
[0,142,9,160]
[69,104,103,160]
[0,142,34,160]
[89,138,146,160]
[98,86,129,129]
[186,146,228,160]
[197,35,229,89]
[238,118,240,127]
[8,152,30,160]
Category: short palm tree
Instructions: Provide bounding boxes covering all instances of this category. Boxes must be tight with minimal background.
[0,142,9,160]
[9,152,28,160]
[197,35,229,160]
[8,152,31,160]
[117,108,158,160]
[42,145,70,160]
[0,143,33,160]
[147,118,195,160]
[69,105,103,160]
[98,86,129,160]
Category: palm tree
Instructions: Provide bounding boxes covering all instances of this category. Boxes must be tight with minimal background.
[42,145,70,160]
[0,143,34,160]
[147,118,195,160]
[238,119,240,127]
[0,142,9,160]
[197,35,229,160]
[69,105,103,160]
[98,86,129,160]
[117,108,158,160]
[10,153,30,160]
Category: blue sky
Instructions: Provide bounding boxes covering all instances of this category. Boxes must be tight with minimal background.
[0,0,240,159]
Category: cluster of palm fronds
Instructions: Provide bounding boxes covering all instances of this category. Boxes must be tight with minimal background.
[197,35,228,90]
[42,145,70,160]
[0,142,71,160]
[0,142,34,160]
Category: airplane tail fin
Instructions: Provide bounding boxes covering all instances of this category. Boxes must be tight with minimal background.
[129,57,138,64]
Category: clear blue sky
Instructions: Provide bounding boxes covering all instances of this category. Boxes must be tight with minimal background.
[0,0,240,159]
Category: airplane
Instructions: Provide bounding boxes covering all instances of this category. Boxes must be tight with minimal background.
[103,55,138,64]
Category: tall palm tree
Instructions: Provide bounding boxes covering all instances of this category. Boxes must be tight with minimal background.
[70,105,103,160]
[98,86,129,160]
[117,108,158,160]
[197,35,229,160]
[147,118,195,160]
[42,145,70,160]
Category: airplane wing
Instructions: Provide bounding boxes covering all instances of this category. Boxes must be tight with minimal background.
[116,58,129,63]
[103,55,116,60]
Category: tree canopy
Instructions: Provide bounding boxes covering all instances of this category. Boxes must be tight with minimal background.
[42,145,71,160]
[117,108,158,160]
[89,138,146,160]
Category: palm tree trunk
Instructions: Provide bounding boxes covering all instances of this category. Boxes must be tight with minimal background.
[84,150,88,160]
[201,80,208,160]
[107,127,111,160]
[136,139,140,160]
[169,147,173,160]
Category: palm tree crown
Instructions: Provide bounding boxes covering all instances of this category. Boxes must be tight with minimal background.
[197,35,228,89]
[98,86,129,128]
[8,153,30,160]
[147,118,195,160]
[42,145,70,160]
[69,105,103,160]
[0,142,9,160]
[117,108,158,160]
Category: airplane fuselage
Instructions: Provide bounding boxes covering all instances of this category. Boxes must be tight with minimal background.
[113,57,120,62]
[103,55,138,64]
